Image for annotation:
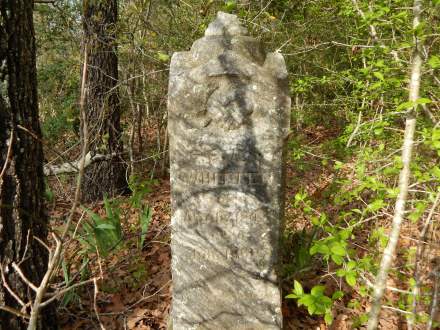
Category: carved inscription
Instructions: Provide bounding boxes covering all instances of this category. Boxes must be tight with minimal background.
[190,247,255,264]
[182,208,264,227]
[177,170,275,186]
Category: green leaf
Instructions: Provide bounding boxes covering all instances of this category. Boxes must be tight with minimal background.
[285,293,298,299]
[307,302,317,315]
[374,127,384,135]
[336,268,346,277]
[310,242,330,256]
[331,254,344,265]
[432,166,440,179]
[347,260,357,270]
[294,192,306,202]
[62,260,70,285]
[396,101,415,111]
[416,98,432,105]
[324,310,334,325]
[157,51,170,62]
[139,206,152,247]
[95,223,116,230]
[408,201,427,223]
[334,161,344,170]
[345,271,357,287]
[319,295,333,308]
[311,216,320,226]
[311,285,326,297]
[293,280,304,296]
[428,55,440,69]
[298,294,314,307]
[373,71,384,81]
[330,242,346,256]
[223,0,237,12]
[339,229,352,240]
[368,199,385,212]
[332,291,344,300]
[359,285,368,297]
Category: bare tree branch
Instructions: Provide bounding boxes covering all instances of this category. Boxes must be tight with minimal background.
[0,305,30,319]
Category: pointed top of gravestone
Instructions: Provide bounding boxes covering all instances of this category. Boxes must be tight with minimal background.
[205,11,248,37]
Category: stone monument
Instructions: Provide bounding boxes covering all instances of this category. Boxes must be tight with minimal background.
[168,12,291,329]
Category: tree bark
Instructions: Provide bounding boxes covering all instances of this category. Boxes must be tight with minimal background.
[0,1,57,329]
[81,0,127,202]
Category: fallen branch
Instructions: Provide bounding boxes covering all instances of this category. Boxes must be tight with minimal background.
[43,152,116,176]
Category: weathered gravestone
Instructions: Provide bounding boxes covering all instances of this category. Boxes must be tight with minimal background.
[168,12,291,329]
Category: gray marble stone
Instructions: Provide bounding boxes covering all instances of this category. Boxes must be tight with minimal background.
[168,11,291,330]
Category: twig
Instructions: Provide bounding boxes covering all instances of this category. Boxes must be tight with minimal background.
[99,279,172,316]
[1,264,26,307]
[70,211,86,241]
[19,230,31,265]
[251,0,273,22]
[360,273,413,295]
[11,263,38,292]
[0,128,14,181]
[16,125,81,175]
[40,278,95,308]
[33,236,51,254]
[347,111,363,147]
[128,280,171,311]
[93,277,106,330]
[382,305,413,315]
[61,44,89,240]
[44,141,80,167]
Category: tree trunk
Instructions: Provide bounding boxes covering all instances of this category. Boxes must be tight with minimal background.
[81,0,127,202]
[367,0,424,328]
[0,1,58,329]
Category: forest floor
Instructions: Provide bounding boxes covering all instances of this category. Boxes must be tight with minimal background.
[46,124,439,330]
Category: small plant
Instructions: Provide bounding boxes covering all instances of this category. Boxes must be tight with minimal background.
[60,260,78,306]
[286,280,343,325]
[139,206,152,248]
[128,175,155,248]
[80,197,123,257]
[128,175,156,208]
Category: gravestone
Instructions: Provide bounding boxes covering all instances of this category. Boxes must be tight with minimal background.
[168,12,291,329]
